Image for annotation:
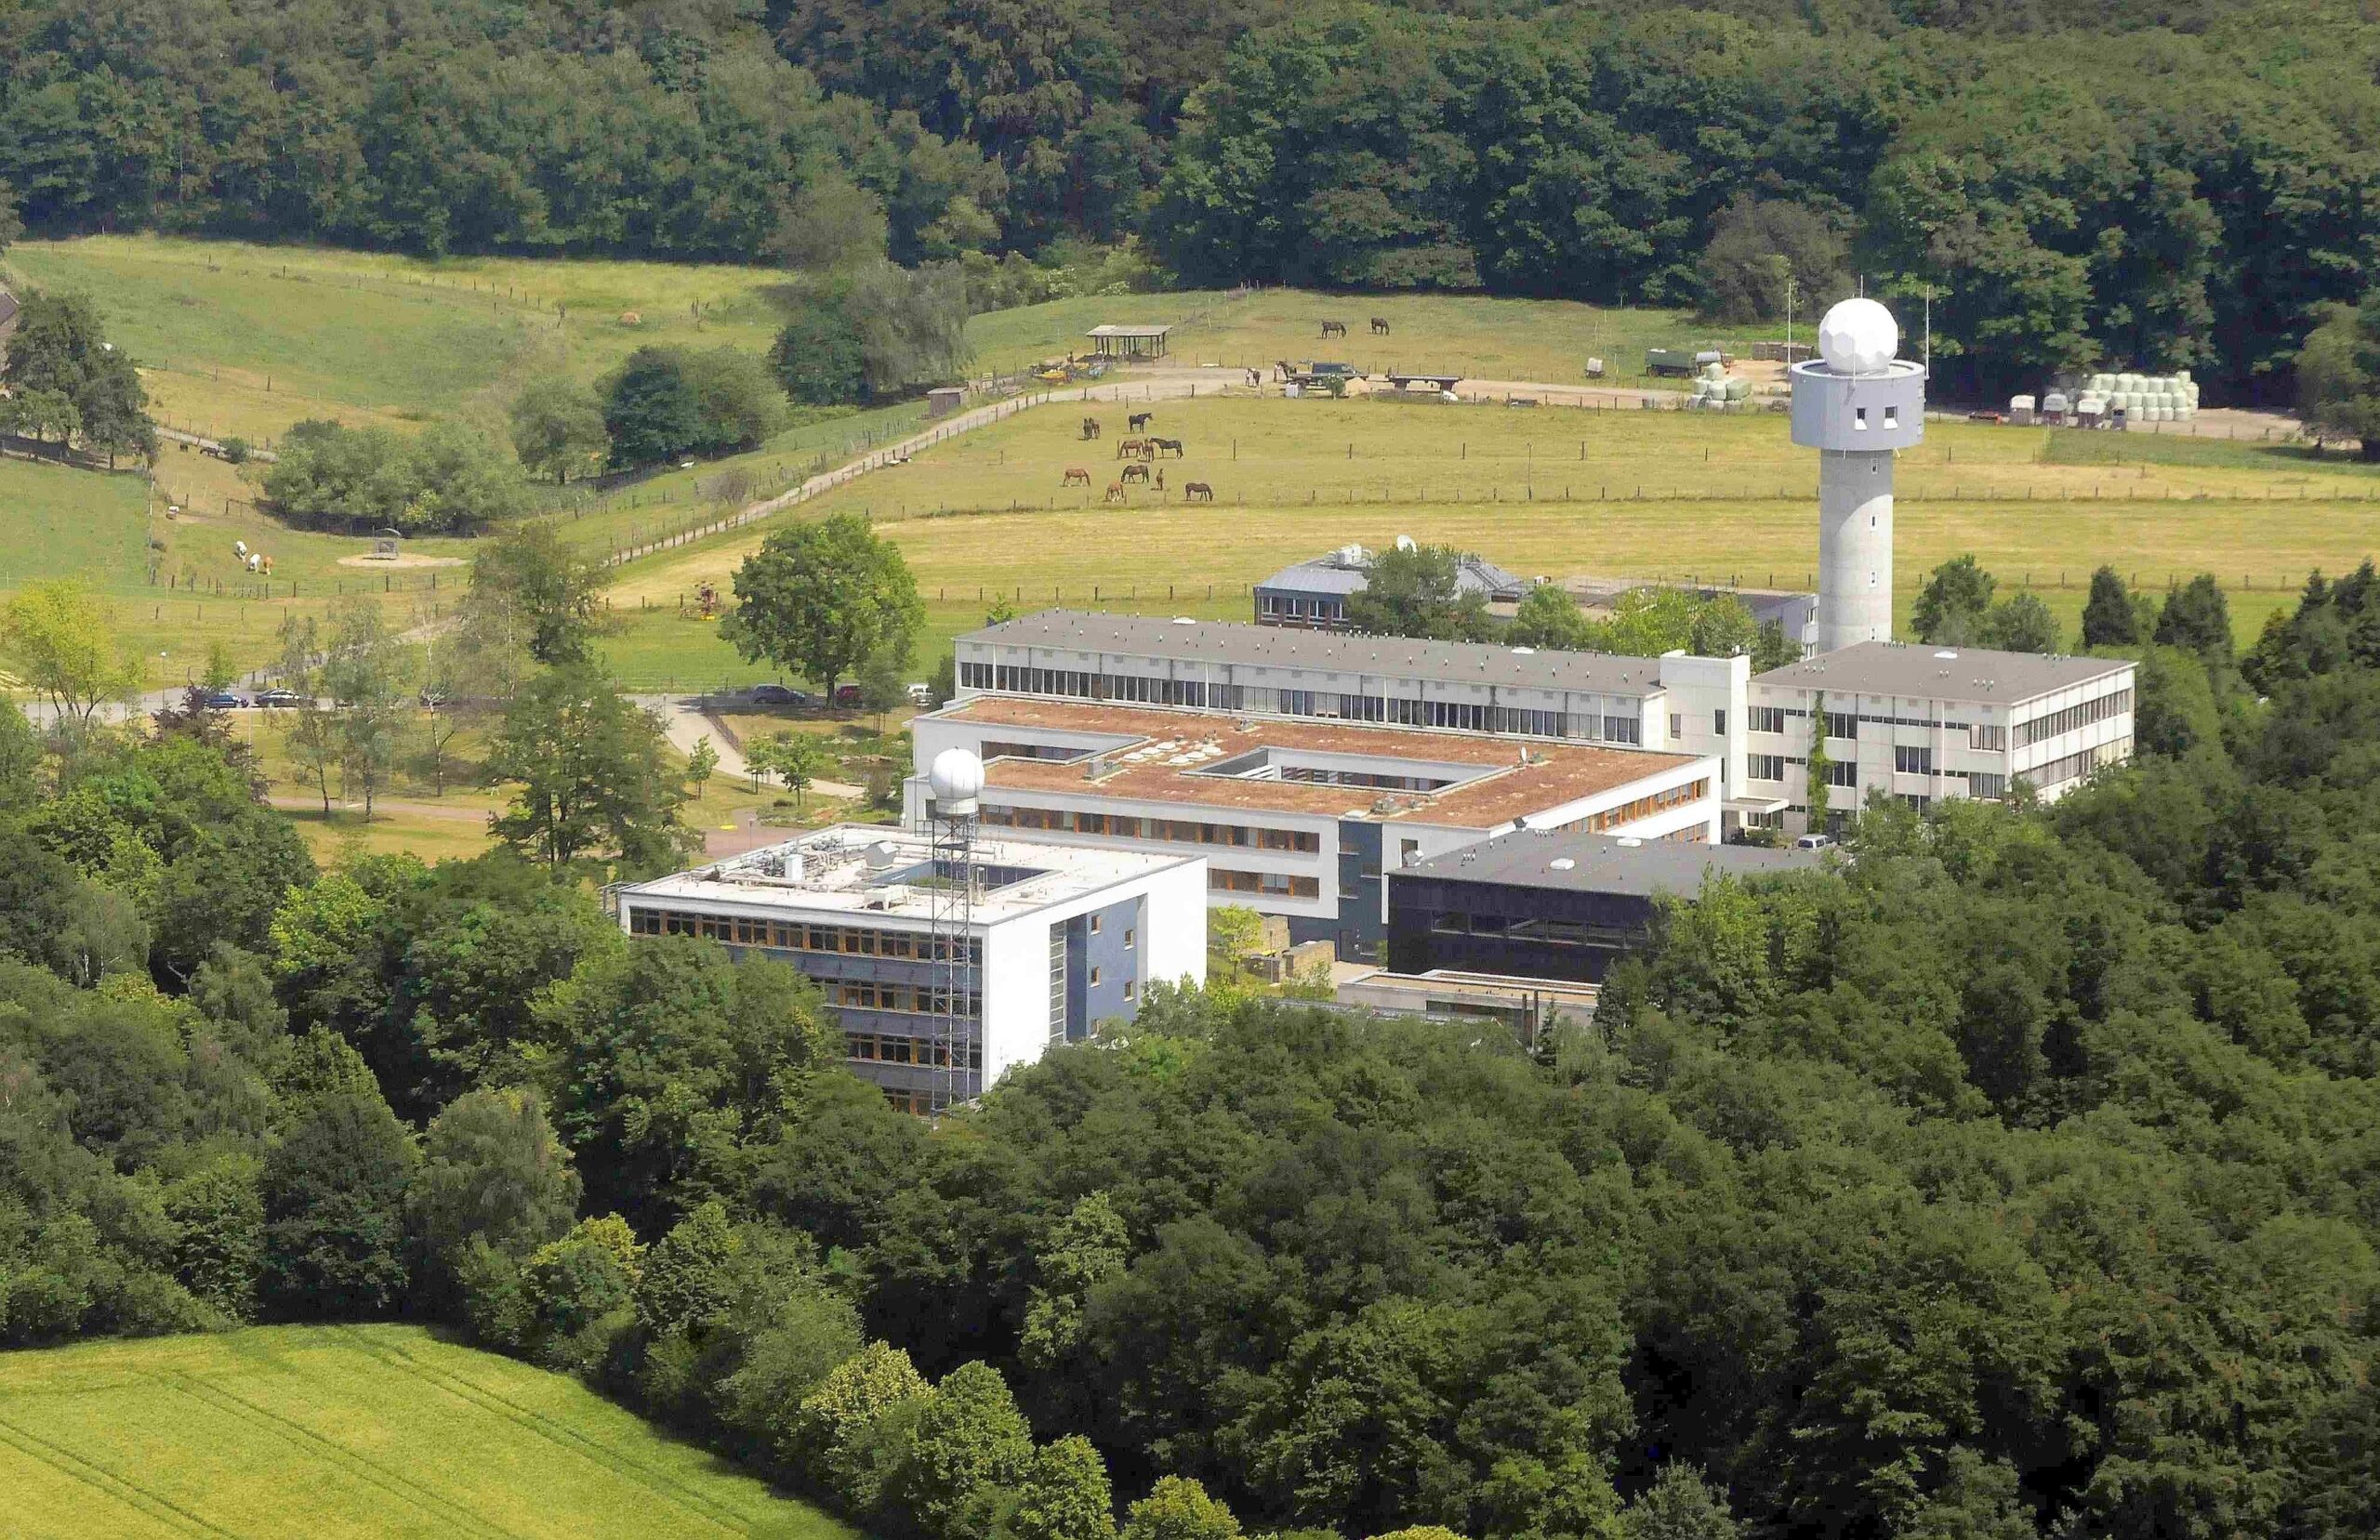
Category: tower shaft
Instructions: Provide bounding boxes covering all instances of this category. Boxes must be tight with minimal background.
[1816,449,1895,652]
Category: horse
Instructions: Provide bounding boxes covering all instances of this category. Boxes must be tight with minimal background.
[1062,467,1092,487]
[1104,482,1128,504]
[1116,438,1147,458]
[1321,320,1348,339]
[1184,482,1214,502]
[1370,317,1390,336]
[1080,416,1101,440]
[1128,412,1152,432]
[1120,463,1150,484]
[1152,438,1184,458]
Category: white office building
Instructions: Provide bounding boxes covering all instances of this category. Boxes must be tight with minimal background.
[1744,642,2136,834]
[614,825,1207,1112]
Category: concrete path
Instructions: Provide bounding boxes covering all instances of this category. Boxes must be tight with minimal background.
[635,691,867,801]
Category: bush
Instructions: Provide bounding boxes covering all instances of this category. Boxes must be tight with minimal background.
[794,1340,932,1510]
[261,418,526,533]
[604,346,787,467]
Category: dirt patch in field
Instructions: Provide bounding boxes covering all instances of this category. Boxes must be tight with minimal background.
[336,552,466,569]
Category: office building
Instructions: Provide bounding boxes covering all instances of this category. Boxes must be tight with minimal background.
[613,825,1206,1113]
[907,694,1720,959]
[1746,641,2135,834]
[1385,827,1827,984]
[1256,542,1531,630]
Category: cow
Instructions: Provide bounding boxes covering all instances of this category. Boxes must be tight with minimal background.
[1062,467,1092,486]
[1370,317,1390,336]
[1104,481,1128,504]
[1321,320,1348,338]
[1184,482,1214,501]
[1116,438,1147,458]
[1120,463,1150,484]
[1128,412,1153,432]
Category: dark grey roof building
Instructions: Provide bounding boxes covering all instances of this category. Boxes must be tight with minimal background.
[1255,542,1532,630]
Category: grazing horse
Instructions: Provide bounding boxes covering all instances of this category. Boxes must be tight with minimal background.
[1104,481,1128,504]
[1062,467,1092,486]
[1116,438,1148,458]
[1080,417,1101,440]
[1152,437,1184,458]
[1120,462,1150,484]
[1128,412,1152,432]
[1321,320,1347,338]
[1370,317,1390,336]
[1184,481,1214,502]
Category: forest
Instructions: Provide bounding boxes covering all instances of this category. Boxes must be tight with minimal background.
[9,553,2380,1536]
[0,0,2375,396]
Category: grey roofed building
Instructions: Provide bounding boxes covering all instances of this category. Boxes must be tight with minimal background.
[1753,638,2134,705]
[1399,826,1825,897]
[962,609,1673,697]
[1256,542,1531,630]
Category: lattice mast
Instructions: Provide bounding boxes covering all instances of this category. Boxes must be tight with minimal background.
[923,749,985,1112]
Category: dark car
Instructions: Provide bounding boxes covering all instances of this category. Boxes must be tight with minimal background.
[749,684,810,706]
[201,689,245,710]
[255,688,305,708]
[833,684,864,708]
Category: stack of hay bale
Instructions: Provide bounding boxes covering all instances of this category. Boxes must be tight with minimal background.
[1688,360,1752,411]
[2082,370,2198,424]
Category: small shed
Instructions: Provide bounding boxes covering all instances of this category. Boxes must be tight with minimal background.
[1084,323,1171,362]
[925,386,964,419]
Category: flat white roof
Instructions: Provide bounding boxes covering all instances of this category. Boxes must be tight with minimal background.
[616,824,1195,926]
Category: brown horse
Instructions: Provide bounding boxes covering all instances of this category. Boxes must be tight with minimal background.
[1080,416,1101,439]
[1104,481,1128,504]
[1184,481,1214,501]
[1128,412,1153,432]
[1370,317,1389,336]
[1321,320,1348,339]
[1116,438,1147,458]
[1120,462,1150,484]
[1062,467,1091,486]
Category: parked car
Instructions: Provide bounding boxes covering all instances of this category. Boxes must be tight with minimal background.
[255,688,305,708]
[1793,833,1836,850]
[833,684,863,707]
[749,683,810,706]
[1967,409,2006,425]
[906,681,933,706]
[201,690,245,710]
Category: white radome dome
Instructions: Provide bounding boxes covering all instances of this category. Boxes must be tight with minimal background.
[1817,297,1899,375]
[928,747,985,807]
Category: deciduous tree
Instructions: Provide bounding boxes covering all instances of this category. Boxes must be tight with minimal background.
[485,665,695,877]
[723,514,925,699]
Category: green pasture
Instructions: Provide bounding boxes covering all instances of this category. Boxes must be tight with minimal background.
[0,1323,853,1539]
[602,396,2380,683]
[965,287,1778,388]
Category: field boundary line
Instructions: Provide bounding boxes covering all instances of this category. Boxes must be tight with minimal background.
[337,1326,762,1533]
[162,1368,519,1540]
[0,1408,232,1538]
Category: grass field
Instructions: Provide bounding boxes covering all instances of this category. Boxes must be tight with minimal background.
[594,394,2380,683]
[0,1324,853,1539]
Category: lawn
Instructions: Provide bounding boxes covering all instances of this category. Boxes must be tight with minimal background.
[0,1323,854,1539]
[596,395,2380,683]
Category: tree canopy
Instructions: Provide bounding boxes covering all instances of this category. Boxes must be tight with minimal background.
[722,515,925,696]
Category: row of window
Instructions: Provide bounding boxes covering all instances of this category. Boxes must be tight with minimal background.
[825,980,983,1017]
[2017,690,2133,747]
[984,803,1321,852]
[846,1032,983,1070]
[1554,777,1710,834]
[1257,595,1346,620]
[1429,913,1639,947]
[2030,738,2131,789]
[627,907,983,965]
[1766,705,2003,749]
[1211,868,1322,899]
[961,658,1646,745]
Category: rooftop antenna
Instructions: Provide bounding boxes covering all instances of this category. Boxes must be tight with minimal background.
[1924,285,1933,380]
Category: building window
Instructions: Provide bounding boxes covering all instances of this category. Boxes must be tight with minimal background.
[1970,722,2006,751]
[1899,793,1931,811]
[1968,772,2007,800]
[1744,809,1783,830]
[2016,690,2133,747]
[1823,711,1858,740]
[1749,754,1786,782]
[1854,406,1868,428]
[1090,967,1102,987]
[1712,708,1727,735]
[1894,745,1932,775]
[1748,705,1785,734]
[1668,713,1683,741]
[1827,759,1858,788]
[1123,927,1135,949]
[1884,405,1898,428]
[1124,978,1137,1002]
[1089,914,1102,934]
